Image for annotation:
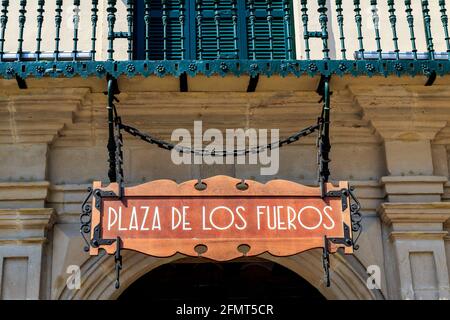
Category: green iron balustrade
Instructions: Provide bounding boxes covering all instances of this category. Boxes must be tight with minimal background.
[0,0,450,79]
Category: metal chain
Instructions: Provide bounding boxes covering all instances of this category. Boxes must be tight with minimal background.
[119,122,321,157]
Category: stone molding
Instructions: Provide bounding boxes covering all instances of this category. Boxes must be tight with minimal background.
[0,181,50,209]
[381,176,447,203]
[378,202,450,226]
[0,208,55,243]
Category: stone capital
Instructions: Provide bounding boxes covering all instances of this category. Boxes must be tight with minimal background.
[0,181,50,209]
[0,208,55,243]
[381,176,447,203]
[370,120,447,142]
[378,202,450,227]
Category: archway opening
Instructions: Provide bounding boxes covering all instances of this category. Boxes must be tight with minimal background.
[118,257,326,302]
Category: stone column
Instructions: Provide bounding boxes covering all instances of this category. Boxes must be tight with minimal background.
[0,208,54,299]
[0,89,87,299]
[352,85,450,300]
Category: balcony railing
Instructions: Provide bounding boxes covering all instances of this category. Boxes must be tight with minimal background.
[0,0,450,79]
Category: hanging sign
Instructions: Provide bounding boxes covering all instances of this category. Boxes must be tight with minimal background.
[82,176,356,261]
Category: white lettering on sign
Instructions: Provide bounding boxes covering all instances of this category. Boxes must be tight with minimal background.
[106,204,336,232]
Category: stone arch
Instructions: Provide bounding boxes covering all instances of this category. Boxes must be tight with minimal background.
[59,249,384,300]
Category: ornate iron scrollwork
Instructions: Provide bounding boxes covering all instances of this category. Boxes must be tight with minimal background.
[349,186,362,251]
[80,187,94,252]
[81,186,122,288]
[321,186,363,287]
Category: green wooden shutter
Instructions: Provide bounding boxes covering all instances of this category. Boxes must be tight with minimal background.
[246,0,291,60]
[148,0,184,60]
[196,0,240,60]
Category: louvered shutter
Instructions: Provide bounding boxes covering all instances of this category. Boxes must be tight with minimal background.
[134,0,294,60]
[147,0,184,60]
[196,0,239,60]
[246,0,290,60]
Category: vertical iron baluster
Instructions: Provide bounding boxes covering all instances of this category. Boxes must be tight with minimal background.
[283,0,293,60]
[54,0,63,62]
[440,0,450,59]
[422,0,435,60]
[266,0,274,60]
[0,0,8,62]
[318,0,329,60]
[162,0,168,60]
[91,0,99,61]
[72,0,80,61]
[144,0,151,60]
[388,0,400,59]
[404,0,417,60]
[17,0,27,61]
[371,0,382,60]
[214,0,220,59]
[249,0,256,60]
[231,0,238,58]
[180,0,186,59]
[354,0,364,58]
[127,0,134,60]
[107,0,117,61]
[196,0,203,60]
[36,0,45,61]
[335,0,346,60]
[301,0,310,60]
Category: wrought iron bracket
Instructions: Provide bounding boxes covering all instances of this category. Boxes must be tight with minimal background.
[326,188,349,212]
[317,75,332,197]
[322,236,331,287]
[322,222,353,288]
[105,75,125,199]
[115,237,122,289]
[89,189,118,248]
[424,69,437,86]
[80,187,94,252]
[80,187,123,289]
[348,186,362,251]
[15,75,27,89]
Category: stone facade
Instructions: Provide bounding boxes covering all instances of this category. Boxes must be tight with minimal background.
[0,1,450,300]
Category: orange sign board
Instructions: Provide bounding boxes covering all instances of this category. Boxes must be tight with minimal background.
[88,176,354,261]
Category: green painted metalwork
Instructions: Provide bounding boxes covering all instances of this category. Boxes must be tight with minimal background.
[248,0,256,60]
[91,0,99,61]
[404,0,418,60]
[283,0,293,60]
[17,0,27,61]
[196,0,204,60]
[335,0,346,60]
[0,0,8,62]
[127,0,134,61]
[179,0,186,59]
[107,0,117,61]
[231,0,239,58]
[388,0,400,60]
[144,0,151,60]
[54,0,63,62]
[266,0,274,60]
[422,0,435,60]
[36,0,45,61]
[318,0,329,60]
[354,0,364,56]
[73,0,80,61]
[2,59,449,80]
[440,0,450,59]
[0,0,450,79]
[370,0,382,60]
[214,0,220,59]
[301,0,310,60]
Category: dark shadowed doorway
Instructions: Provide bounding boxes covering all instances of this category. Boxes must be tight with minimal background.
[118,257,326,302]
